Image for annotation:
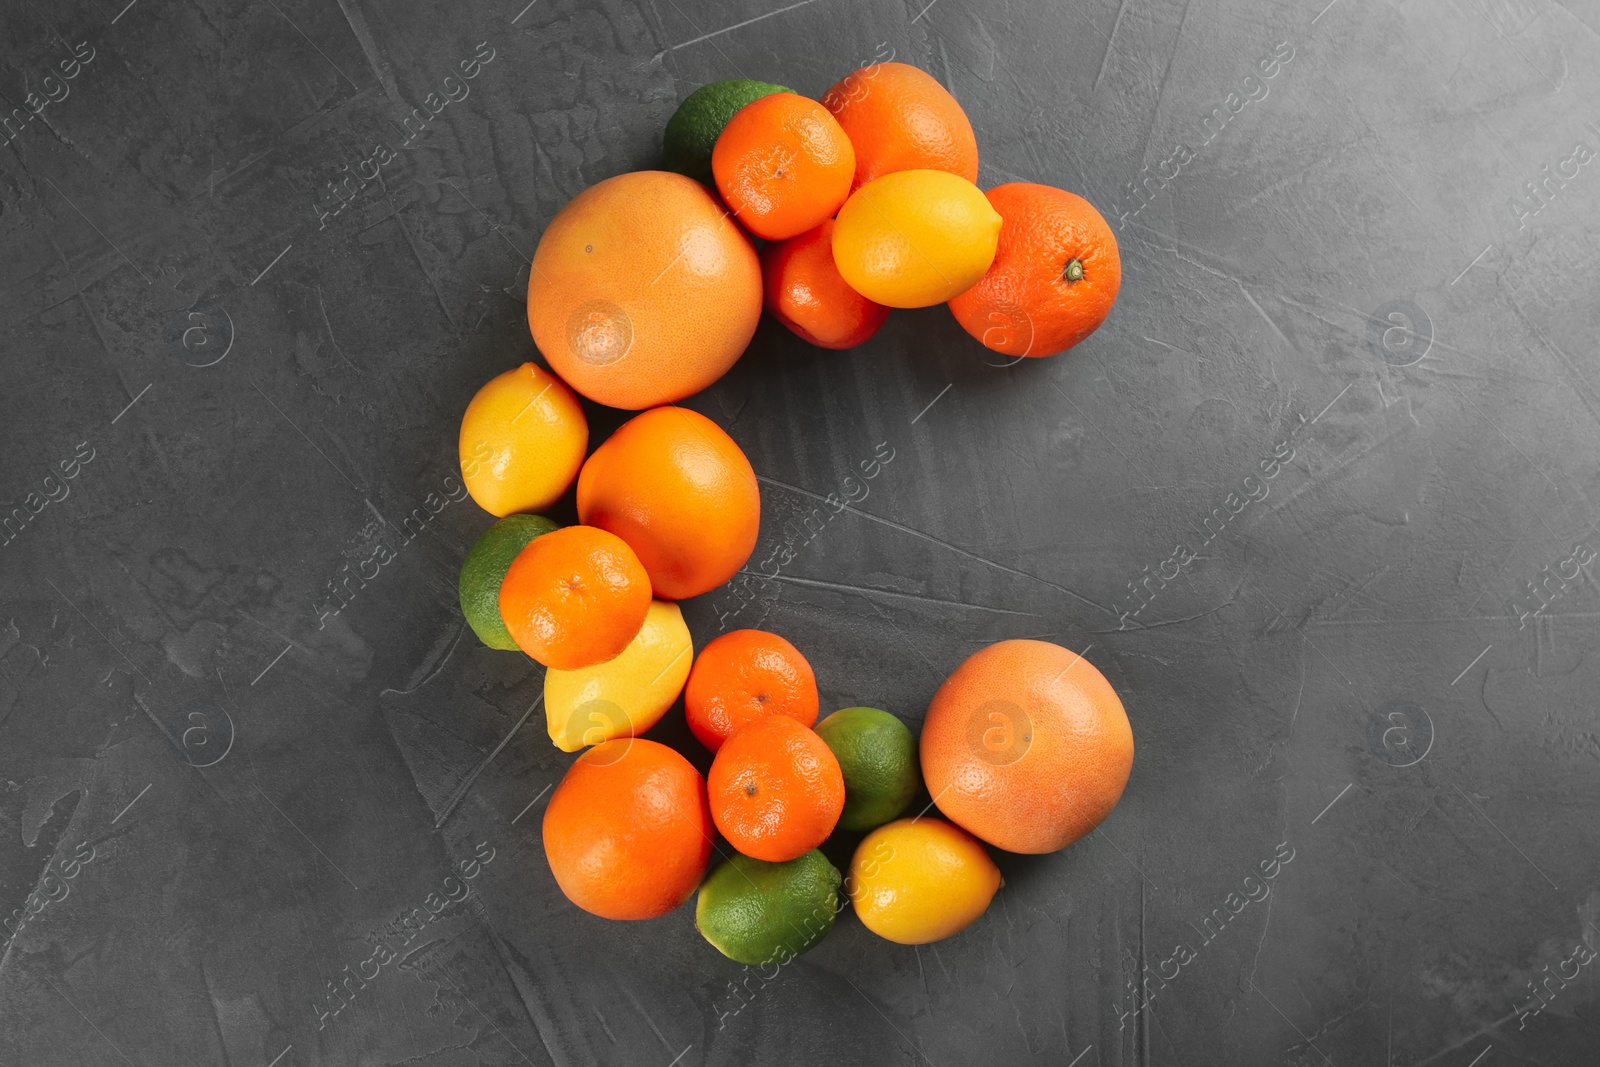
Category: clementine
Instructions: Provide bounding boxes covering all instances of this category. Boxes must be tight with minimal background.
[948,183,1121,358]
[821,62,979,191]
[709,715,844,862]
[543,739,713,920]
[497,525,652,669]
[920,640,1133,853]
[712,93,855,241]
[526,171,762,410]
[685,629,819,752]
[576,407,759,600]
[761,219,890,349]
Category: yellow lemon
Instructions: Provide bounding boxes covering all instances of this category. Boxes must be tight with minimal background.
[831,170,1002,308]
[544,600,693,752]
[459,363,587,517]
[848,817,1001,944]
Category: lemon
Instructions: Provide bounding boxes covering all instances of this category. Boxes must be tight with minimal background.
[696,849,841,965]
[459,362,588,517]
[831,170,1002,308]
[544,600,693,751]
[814,707,921,832]
[459,514,559,650]
[848,818,1001,945]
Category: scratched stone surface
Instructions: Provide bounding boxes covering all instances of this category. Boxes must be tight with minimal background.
[1,0,1599,1064]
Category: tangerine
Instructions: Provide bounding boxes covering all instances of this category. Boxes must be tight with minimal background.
[712,93,855,241]
[497,525,652,669]
[948,183,1121,358]
[709,716,844,862]
[685,629,819,752]
[761,219,890,349]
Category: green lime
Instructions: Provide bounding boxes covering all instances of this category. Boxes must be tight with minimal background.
[663,79,792,184]
[458,514,559,650]
[695,849,841,965]
[815,707,921,832]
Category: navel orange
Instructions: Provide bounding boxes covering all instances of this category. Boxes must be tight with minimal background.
[919,640,1133,854]
[821,62,979,191]
[526,171,762,410]
[576,407,760,600]
[543,739,713,920]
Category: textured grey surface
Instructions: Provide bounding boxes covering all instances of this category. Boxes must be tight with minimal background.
[2,0,1599,1064]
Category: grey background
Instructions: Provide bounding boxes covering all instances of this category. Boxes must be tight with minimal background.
[1,0,1598,1064]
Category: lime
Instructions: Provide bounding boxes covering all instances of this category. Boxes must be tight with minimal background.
[459,514,558,650]
[814,707,921,832]
[695,849,841,965]
[663,79,791,185]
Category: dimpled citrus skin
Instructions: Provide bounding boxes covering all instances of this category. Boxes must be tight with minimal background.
[821,62,980,192]
[526,171,762,411]
[947,183,1122,358]
[919,640,1134,854]
[497,525,652,670]
[458,363,587,517]
[709,715,844,862]
[848,818,1001,945]
[684,629,819,752]
[542,739,713,920]
[831,170,1002,308]
[712,92,856,241]
[576,407,760,600]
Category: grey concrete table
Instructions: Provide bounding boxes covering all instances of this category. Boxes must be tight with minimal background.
[2,0,1598,1064]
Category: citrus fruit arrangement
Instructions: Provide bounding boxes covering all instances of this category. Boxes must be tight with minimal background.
[452,60,1133,964]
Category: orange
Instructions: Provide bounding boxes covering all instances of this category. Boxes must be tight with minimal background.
[948,184,1122,358]
[576,407,759,600]
[497,525,652,669]
[920,640,1133,854]
[543,738,713,920]
[761,220,890,349]
[685,629,819,752]
[712,93,855,241]
[821,62,979,191]
[526,171,762,410]
[709,716,844,862]
[458,363,587,517]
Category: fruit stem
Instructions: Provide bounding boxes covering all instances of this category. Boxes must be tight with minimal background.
[1063,258,1085,282]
